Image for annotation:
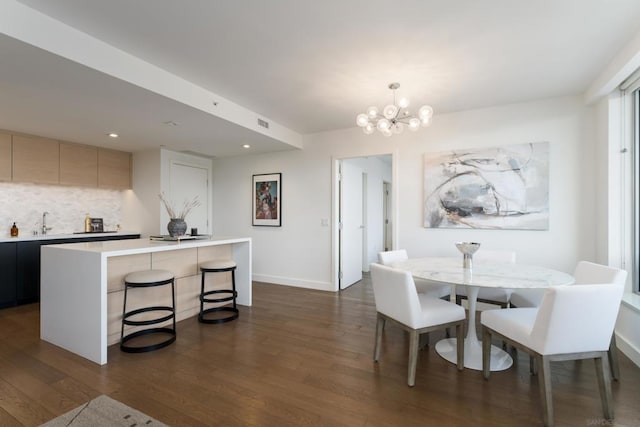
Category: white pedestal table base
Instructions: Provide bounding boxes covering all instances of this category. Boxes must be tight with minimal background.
[436,283,513,371]
[435,337,512,371]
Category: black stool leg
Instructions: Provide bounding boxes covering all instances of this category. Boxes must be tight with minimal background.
[120,283,129,345]
[200,269,206,318]
[120,277,177,353]
[171,278,177,332]
[199,267,239,324]
[231,268,237,311]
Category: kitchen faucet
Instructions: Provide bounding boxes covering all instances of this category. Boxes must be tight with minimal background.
[42,211,52,235]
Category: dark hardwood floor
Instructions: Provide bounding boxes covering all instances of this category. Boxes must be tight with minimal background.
[0,276,639,426]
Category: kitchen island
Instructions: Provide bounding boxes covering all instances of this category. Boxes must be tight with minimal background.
[40,236,251,365]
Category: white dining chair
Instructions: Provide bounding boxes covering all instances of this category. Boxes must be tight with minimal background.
[370,263,465,386]
[455,250,516,308]
[378,250,451,299]
[481,283,624,427]
[509,261,627,379]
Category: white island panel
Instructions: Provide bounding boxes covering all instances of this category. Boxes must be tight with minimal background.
[40,248,107,364]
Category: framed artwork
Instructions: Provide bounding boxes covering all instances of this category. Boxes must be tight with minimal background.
[89,218,104,232]
[252,173,281,226]
[423,142,549,230]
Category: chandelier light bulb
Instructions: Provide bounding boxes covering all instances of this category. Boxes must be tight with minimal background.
[356,113,369,127]
[363,123,374,134]
[421,116,432,127]
[382,129,393,137]
[377,118,391,132]
[419,105,434,120]
[367,106,379,118]
[398,97,409,108]
[408,118,421,131]
[383,104,398,119]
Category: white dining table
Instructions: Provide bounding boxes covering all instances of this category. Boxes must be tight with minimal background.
[391,257,574,371]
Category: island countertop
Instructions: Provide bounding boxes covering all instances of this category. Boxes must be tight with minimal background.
[46,235,251,256]
[40,235,252,365]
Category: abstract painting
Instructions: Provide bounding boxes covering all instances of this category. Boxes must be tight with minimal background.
[423,142,549,229]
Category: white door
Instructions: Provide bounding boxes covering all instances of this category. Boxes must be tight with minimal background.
[339,161,364,289]
[169,162,209,235]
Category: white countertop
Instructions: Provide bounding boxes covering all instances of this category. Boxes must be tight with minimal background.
[392,257,574,288]
[41,236,251,256]
[0,232,140,243]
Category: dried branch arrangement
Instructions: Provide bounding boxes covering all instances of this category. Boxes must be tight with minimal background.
[159,192,201,219]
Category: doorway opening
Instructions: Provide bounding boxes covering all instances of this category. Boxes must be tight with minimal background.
[336,154,393,290]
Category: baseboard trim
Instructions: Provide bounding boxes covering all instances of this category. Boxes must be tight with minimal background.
[252,274,334,292]
[616,331,640,368]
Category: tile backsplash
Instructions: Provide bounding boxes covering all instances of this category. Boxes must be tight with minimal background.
[0,182,125,238]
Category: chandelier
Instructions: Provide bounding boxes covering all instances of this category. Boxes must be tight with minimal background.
[356,82,433,136]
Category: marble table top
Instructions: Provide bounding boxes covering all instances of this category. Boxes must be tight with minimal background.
[391,257,574,289]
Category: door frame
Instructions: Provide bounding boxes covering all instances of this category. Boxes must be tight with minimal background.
[331,151,398,291]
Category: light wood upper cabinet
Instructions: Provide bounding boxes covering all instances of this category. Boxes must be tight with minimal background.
[0,133,11,181]
[60,142,98,187]
[12,135,59,184]
[98,148,131,189]
[3,131,131,189]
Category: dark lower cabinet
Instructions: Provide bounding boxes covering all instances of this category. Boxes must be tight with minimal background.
[1,234,140,308]
[16,241,41,305]
[0,243,17,309]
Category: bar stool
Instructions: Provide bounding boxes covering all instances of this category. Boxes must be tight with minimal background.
[199,260,238,324]
[120,269,176,353]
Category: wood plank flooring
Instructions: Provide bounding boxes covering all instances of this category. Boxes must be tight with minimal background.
[0,276,639,426]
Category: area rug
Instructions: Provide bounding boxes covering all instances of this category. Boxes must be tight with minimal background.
[40,395,168,427]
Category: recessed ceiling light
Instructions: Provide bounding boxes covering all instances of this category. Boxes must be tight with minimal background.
[107,133,119,138]
[163,121,180,126]
[242,144,250,149]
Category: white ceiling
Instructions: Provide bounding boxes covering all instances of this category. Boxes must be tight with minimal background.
[2,0,640,157]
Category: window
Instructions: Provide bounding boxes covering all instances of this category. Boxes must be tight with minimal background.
[621,70,640,294]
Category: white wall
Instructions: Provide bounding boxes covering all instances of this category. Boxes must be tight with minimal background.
[400,97,595,270]
[212,146,332,290]
[129,149,161,237]
[212,96,594,291]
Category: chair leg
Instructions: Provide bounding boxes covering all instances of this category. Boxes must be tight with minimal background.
[482,326,491,379]
[408,330,419,387]
[536,355,553,427]
[456,322,464,371]
[594,354,614,421]
[608,334,620,381]
[374,314,384,361]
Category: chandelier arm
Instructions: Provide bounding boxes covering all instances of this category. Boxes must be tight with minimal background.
[395,115,419,125]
